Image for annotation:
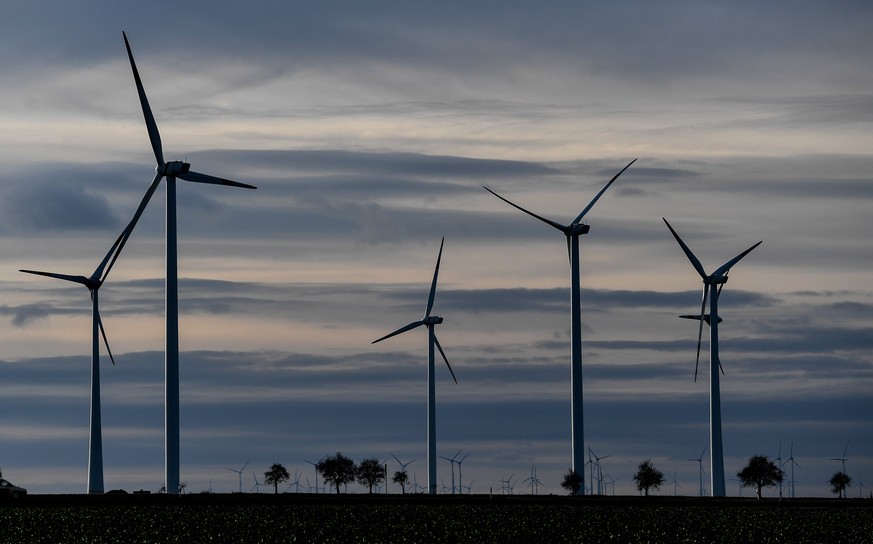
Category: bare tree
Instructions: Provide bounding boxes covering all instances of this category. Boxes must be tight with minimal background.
[737,455,784,499]
[633,459,665,496]
[317,453,357,494]
[264,463,290,494]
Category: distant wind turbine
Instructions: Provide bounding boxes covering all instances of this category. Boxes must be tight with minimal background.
[304,457,325,494]
[782,442,799,498]
[251,471,264,493]
[829,441,850,475]
[372,237,458,495]
[775,443,783,498]
[524,465,543,495]
[287,470,303,493]
[689,446,707,498]
[122,31,257,495]
[664,218,761,497]
[225,462,249,493]
[484,159,636,494]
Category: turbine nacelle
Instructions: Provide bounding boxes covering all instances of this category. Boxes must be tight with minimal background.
[705,275,728,286]
[158,161,191,176]
[567,224,591,236]
[424,315,444,326]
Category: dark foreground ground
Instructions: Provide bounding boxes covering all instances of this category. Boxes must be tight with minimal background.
[2,493,871,543]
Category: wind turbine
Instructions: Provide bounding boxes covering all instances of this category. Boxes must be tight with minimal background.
[664,218,762,497]
[286,470,303,493]
[19,178,161,494]
[782,442,799,498]
[589,447,610,495]
[21,234,124,494]
[456,452,469,495]
[121,31,257,495]
[483,159,636,494]
[372,237,458,495]
[439,450,461,495]
[829,441,850,475]
[775,443,783,498]
[689,446,707,498]
[524,465,542,495]
[304,457,325,494]
[251,471,264,493]
[225,462,249,493]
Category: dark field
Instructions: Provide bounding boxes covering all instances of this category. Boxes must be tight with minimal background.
[1,494,871,543]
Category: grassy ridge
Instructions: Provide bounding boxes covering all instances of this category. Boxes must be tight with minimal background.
[2,496,871,543]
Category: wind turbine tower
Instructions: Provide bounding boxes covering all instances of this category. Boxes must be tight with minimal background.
[483,159,635,494]
[664,219,761,497]
[121,32,256,494]
[372,238,458,494]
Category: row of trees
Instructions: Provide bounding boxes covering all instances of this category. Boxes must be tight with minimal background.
[267,453,856,497]
[560,455,856,498]
[263,453,410,495]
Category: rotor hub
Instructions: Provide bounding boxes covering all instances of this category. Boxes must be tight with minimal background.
[706,275,728,285]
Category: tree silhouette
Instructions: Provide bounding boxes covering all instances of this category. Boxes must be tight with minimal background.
[633,459,665,496]
[737,455,784,499]
[317,452,357,494]
[264,463,290,494]
[830,471,852,499]
[561,469,583,496]
[357,458,386,494]
[393,469,409,494]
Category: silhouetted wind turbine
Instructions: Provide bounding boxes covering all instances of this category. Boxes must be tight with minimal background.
[19,189,158,494]
[121,31,256,495]
[251,471,264,493]
[775,443,783,498]
[689,446,707,498]
[829,441,850,475]
[226,462,249,493]
[304,457,324,494]
[524,464,542,495]
[484,159,636,494]
[456,452,469,495]
[782,442,799,498]
[21,237,123,494]
[372,237,457,495]
[440,450,460,495]
[664,218,761,497]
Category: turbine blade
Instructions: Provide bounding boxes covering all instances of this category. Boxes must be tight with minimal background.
[101,172,164,283]
[694,286,709,382]
[96,309,116,366]
[425,237,444,318]
[571,158,637,224]
[178,170,257,190]
[663,218,708,279]
[713,240,762,277]
[20,269,91,287]
[122,31,164,165]
[483,186,569,233]
[433,333,458,384]
[372,320,425,344]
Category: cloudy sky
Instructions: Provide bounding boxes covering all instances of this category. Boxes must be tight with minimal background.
[1,1,871,497]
